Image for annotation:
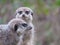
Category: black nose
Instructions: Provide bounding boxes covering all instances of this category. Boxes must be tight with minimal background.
[22,14,25,17]
[22,23,28,27]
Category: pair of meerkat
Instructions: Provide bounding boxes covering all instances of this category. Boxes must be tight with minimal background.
[0,18,32,45]
[15,7,34,45]
[0,7,34,45]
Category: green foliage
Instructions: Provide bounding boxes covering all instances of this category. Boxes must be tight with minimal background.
[12,0,20,9]
[42,8,49,15]
[20,0,33,7]
[55,0,60,6]
[0,0,6,4]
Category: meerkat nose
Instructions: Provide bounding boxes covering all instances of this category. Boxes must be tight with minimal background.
[22,14,25,17]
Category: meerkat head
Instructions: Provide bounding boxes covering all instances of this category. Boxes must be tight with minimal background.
[8,18,32,36]
[15,7,33,22]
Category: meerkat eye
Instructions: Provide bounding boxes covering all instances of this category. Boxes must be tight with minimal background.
[31,12,33,16]
[18,11,22,14]
[25,11,29,14]
[22,23,28,27]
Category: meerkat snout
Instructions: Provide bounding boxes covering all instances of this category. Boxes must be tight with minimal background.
[26,26,32,30]
[21,23,32,30]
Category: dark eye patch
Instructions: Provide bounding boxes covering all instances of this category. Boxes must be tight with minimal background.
[22,23,28,27]
[18,11,22,14]
[25,11,29,14]
[31,12,33,16]
[14,24,18,32]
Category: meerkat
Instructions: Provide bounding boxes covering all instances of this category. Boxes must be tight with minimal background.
[15,7,34,45]
[0,18,32,45]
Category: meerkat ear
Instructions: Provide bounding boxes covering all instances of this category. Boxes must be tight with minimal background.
[14,24,18,32]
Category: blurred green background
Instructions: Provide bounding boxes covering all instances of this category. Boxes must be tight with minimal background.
[0,0,60,45]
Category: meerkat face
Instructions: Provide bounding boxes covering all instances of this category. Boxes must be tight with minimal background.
[16,23,32,36]
[8,18,32,36]
[15,7,33,22]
